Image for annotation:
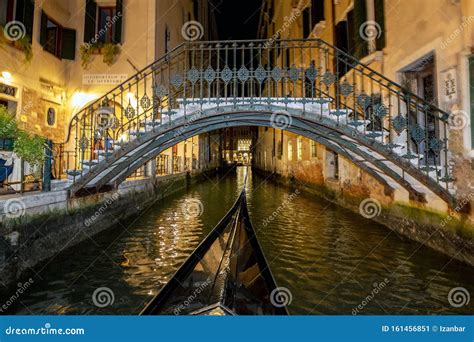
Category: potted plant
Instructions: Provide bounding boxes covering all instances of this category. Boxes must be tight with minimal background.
[14,35,33,63]
[102,43,121,66]
[0,27,32,63]
[80,42,121,68]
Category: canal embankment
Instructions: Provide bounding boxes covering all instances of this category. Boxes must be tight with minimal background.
[0,169,217,287]
[253,167,474,267]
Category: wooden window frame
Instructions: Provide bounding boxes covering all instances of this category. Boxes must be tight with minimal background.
[97,6,116,44]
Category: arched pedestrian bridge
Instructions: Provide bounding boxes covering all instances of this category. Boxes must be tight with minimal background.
[53,39,456,206]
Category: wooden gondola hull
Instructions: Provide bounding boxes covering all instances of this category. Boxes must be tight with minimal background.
[141,186,288,316]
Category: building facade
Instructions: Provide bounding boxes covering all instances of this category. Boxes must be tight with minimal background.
[0,0,217,188]
[256,0,474,207]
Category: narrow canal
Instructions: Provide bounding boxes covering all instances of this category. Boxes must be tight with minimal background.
[4,167,473,315]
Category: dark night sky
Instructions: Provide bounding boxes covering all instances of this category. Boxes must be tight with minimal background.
[210,0,263,40]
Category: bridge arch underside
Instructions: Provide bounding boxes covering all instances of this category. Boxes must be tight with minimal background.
[70,111,442,204]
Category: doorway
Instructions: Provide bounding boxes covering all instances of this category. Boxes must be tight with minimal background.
[400,53,439,165]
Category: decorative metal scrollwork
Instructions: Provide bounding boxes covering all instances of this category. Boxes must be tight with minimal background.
[322,71,336,86]
[237,66,250,82]
[373,103,388,119]
[357,93,371,109]
[220,66,233,83]
[254,65,267,83]
[170,73,183,88]
[79,136,89,151]
[271,67,282,82]
[288,65,300,82]
[410,124,425,143]
[140,94,151,110]
[204,66,216,83]
[125,104,136,119]
[429,138,443,152]
[340,81,353,97]
[392,115,407,134]
[154,84,168,98]
[187,67,200,84]
[305,65,318,81]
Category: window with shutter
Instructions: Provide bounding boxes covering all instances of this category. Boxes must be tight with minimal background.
[374,0,385,50]
[311,0,324,27]
[352,0,368,60]
[302,7,310,38]
[40,11,76,60]
[1,0,34,42]
[84,0,123,45]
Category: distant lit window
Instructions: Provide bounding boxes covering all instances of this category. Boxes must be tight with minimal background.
[311,140,317,158]
[288,140,293,161]
[297,136,303,161]
[238,138,251,151]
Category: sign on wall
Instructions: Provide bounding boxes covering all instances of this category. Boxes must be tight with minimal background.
[82,74,128,85]
[0,83,17,97]
[441,68,458,102]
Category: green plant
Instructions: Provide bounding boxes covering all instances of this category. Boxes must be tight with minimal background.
[0,105,18,138]
[102,43,121,66]
[0,26,32,63]
[80,42,121,68]
[13,130,45,169]
[15,35,33,63]
[80,44,93,68]
[0,105,45,169]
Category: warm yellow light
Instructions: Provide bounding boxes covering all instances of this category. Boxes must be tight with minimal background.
[1,71,12,81]
[71,92,97,108]
[126,92,138,107]
[118,133,128,142]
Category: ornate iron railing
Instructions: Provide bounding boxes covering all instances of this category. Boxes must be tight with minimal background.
[53,39,454,200]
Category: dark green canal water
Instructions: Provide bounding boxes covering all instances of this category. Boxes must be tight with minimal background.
[3,167,473,315]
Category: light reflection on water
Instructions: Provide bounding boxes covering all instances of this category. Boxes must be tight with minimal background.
[3,167,473,315]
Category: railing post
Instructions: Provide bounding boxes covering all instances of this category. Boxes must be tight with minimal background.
[42,139,52,192]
